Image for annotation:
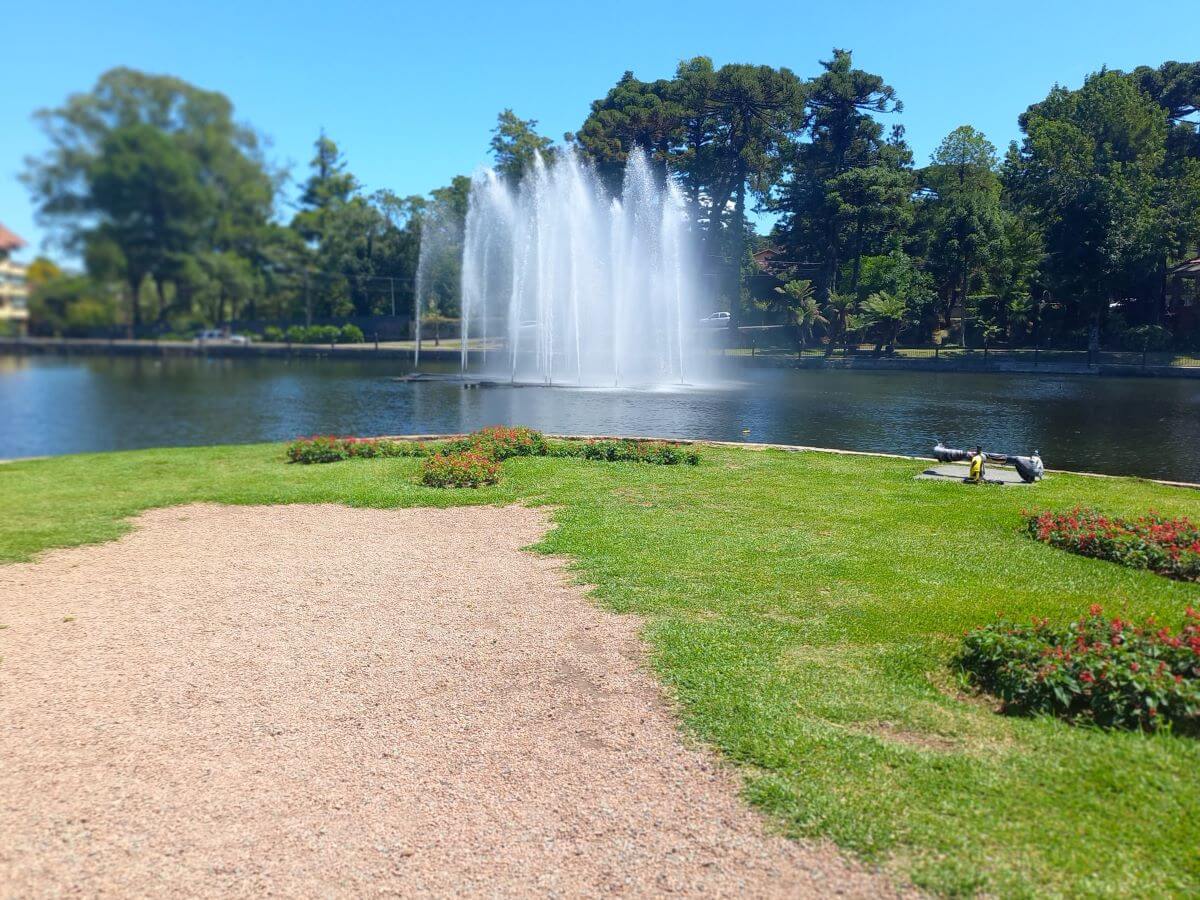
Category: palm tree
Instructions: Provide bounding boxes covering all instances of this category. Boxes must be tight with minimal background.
[772,279,827,351]
[861,291,910,355]
[821,291,858,357]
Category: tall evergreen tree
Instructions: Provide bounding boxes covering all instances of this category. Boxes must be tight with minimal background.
[774,50,911,302]
[917,125,1003,327]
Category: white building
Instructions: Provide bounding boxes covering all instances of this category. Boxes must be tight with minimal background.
[0,223,29,337]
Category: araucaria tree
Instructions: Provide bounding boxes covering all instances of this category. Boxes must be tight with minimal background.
[22,56,1200,347]
[773,50,912,303]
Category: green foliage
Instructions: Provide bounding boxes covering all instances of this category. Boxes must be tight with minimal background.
[916,125,1004,326]
[290,132,429,321]
[22,68,276,332]
[1121,324,1172,351]
[24,56,1200,346]
[1006,71,1169,328]
[860,290,911,350]
[285,436,429,464]
[418,451,501,488]
[959,606,1200,732]
[761,279,827,346]
[338,323,365,344]
[576,57,806,320]
[490,110,557,183]
[773,50,910,301]
[261,325,284,342]
[548,438,700,465]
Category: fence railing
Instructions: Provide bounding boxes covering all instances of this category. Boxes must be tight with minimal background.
[722,329,1200,369]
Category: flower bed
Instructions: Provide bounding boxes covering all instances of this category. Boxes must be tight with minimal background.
[419,451,501,488]
[548,438,700,466]
[1026,507,1200,582]
[285,436,429,464]
[286,428,701,488]
[958,605,1200,733]
[442,426,548,461]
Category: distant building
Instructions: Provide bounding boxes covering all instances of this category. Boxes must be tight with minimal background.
[0,223,29,337]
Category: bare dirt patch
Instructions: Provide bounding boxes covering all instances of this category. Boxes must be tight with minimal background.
[0,503,903,897]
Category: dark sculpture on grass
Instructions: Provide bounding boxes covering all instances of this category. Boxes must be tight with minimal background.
[934,442,1044,483]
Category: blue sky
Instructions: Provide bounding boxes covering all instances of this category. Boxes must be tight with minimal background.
[2,0,1196,260]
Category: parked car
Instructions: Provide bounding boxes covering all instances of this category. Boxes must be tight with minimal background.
[700,311,731,326]
[195,329,251,345]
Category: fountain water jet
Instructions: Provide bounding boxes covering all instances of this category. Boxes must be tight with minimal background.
[455,147,703,387]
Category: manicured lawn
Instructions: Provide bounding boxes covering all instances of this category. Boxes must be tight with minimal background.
[2,443,1198,896]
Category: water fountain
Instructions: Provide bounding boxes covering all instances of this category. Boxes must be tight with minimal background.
[444,147,703,387]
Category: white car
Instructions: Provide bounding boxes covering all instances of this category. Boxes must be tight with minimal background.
[195,329,251,345]
[700,311,731,326]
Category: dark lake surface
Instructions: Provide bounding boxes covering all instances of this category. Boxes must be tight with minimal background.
[3,354,1200,483]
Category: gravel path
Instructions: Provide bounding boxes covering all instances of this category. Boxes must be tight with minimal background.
[0,503,901,897]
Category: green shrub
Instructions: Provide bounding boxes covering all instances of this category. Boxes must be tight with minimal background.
[285,435,429,464]
[958,606,1200,733]
[550,438,699,465]
[285,325,306,343]
[1026,507,1200,582]
[1120,324,1172,352]
[262,325,284,342]
[419,451,501,488]
[339,323,365,344]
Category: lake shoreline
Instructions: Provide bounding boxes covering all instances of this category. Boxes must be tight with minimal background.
[3,336,1199,379]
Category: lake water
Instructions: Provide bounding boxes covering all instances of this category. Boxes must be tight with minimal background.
[2,354,1199,482]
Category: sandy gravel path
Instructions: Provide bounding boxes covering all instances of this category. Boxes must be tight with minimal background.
[0,503,900,897]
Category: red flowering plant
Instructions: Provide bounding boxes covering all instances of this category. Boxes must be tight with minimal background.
[419,451,501,488]
[957,605,1200,733]
[286,435,429,464]
[443,426,549,461]
[1026,507,1200,583]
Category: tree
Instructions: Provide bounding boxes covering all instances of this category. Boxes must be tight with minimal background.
[24,257,62,290]
[766,278,826,349]
[702,64,807,331]
[821,291,858,355]
[860,290,910,353]
[490,110,556,183]
[289,133,436,322]
[22,68,277,333]
[573,60,805,327]
[572,72,683,190]
[918,126,1003,327]
[774,50,911,303]
[1005,71,1167,333]
[857,249,938,339]
[292,131,358,245]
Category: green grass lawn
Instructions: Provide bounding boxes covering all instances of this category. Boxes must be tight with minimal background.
[2,442,1198,896]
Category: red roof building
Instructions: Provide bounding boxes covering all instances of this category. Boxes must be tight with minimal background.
[0,222,27,256]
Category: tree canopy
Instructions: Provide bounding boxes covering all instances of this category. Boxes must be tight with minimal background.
[21,56,1200,348]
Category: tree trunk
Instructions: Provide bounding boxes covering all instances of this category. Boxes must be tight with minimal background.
[727,169,747,337]
[127,276,141,338]
[303,272,313,327]
[850,217,864,293]
[155,278,168,325]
